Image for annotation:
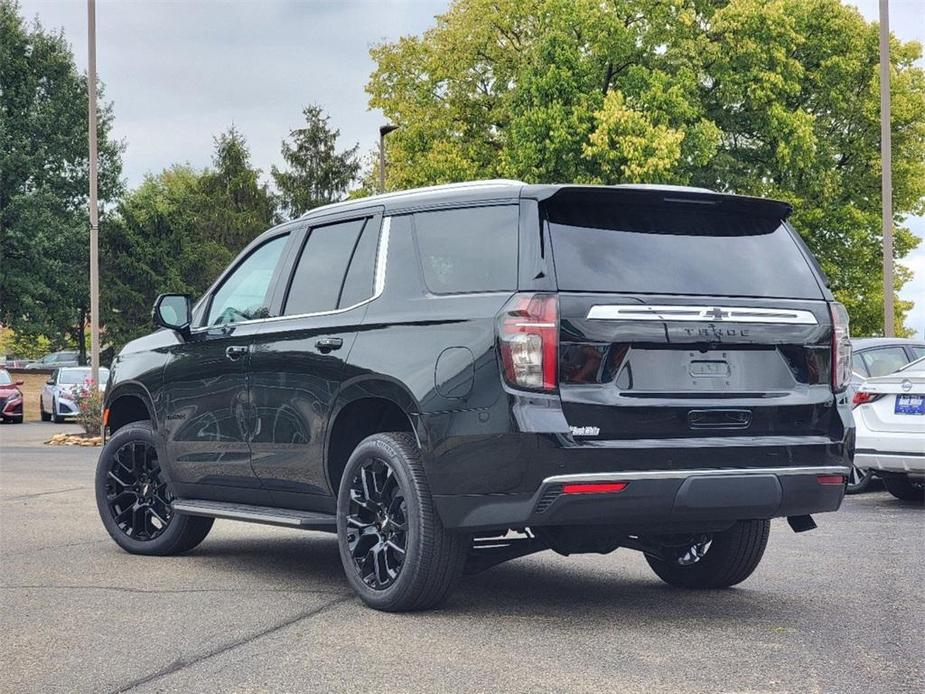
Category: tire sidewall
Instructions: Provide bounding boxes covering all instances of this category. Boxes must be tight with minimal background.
[336,434,424,610]
[95,422,191,555]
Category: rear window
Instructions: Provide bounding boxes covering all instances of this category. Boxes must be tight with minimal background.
[546,198,823,299]
[413,206,518,294]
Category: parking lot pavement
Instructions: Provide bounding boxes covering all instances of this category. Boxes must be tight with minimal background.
[1,424,922,694]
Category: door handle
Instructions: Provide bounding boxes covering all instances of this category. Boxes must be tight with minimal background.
[225,345,248,361]
[315,337,343,353]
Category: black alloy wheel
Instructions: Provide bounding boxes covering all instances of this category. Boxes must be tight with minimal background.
[104,439,173,541]
[345,457,408,590]
[336,432,469,612]
[95,421,213,556]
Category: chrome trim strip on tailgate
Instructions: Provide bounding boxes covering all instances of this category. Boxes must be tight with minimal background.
[586,305,818,325]
[544,465,851,484]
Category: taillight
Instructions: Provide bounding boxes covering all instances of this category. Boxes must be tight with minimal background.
[497,293,558,392]
[830,302,851,392]
[817,475,846,486]
[852,391,883,409]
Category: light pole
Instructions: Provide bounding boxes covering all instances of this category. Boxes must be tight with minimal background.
[879,0,893,337]
[87,0,101,386]
[379,123,398,192]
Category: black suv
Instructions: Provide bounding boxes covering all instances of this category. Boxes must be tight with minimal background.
[96,181,854,611]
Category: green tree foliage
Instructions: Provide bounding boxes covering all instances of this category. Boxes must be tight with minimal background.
[272,105,361,217]
[101,129,276,347]
[367,0,925,335]
[0,1,124,351]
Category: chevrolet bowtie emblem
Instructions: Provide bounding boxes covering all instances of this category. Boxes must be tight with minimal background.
[704,307,728,321]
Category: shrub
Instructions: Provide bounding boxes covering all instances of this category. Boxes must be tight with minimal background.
[73,380,105,438]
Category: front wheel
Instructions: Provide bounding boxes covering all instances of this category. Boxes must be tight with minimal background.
[645,519,770,589]
[882,474,925,502]
[95,421,213,555]
[336,432,469,612]
[51,399,64,424]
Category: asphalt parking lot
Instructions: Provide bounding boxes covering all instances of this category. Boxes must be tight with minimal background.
[1,422,922,693]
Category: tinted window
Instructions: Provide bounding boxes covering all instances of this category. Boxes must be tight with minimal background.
[861,347,909,377]
[414,206,518,294]
[339,221,380,308]
[547,200,823,298]
[284,219,366,315]
[207,235,288,325]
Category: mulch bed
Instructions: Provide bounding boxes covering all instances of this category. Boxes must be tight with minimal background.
[46,433,102,447]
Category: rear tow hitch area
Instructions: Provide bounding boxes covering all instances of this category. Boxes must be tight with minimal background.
[787,514,817,533]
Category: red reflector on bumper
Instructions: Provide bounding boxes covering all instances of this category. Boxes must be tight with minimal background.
[816,475,846,486]
[562,482,628,495]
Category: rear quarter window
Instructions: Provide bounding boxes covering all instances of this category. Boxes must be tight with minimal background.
[546,198,823,299]
[413,205,518,294]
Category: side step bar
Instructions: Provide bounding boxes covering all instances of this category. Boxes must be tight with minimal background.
[172,499,337,531]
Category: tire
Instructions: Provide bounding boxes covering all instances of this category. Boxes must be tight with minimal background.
[645,519,771,589]
[40,397,51,422]
[336,432,469,612]
[51,400,64,424]
[882,474,925,502]
[846,465,874,494]
[95,421,213,555]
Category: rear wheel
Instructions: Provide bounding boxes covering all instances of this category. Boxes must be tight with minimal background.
[95,421,213,555]
[336,432,469,612]
[882,474,925,502]
[846,465,874,494]
[645,519,770,589]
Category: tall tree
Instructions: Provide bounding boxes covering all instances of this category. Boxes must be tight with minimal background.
[0,1,124,356]
[367,0,925,336]
[272,105,360,217]
[101,129,277,348]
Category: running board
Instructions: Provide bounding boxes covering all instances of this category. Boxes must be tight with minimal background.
[171,500,337,530]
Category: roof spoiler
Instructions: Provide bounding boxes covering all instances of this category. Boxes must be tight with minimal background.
[532,185,793,220]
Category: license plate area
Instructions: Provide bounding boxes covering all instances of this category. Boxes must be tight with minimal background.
[895,395,925,415]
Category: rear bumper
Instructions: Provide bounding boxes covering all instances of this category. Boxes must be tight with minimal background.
[433,465,849,531]
[854,451,925,475]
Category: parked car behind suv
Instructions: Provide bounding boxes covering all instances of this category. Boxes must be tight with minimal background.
[846,337,925,492]
[852,357,924,502]
[95,181,854,612]
[25,350,79,369]
[0,369,24,423]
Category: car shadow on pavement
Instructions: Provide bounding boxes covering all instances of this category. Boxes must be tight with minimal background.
[178,531,798,621]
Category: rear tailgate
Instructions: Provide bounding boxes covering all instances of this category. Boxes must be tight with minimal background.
[544,187,843,463]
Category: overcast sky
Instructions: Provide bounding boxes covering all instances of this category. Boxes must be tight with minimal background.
[17,0,925,338]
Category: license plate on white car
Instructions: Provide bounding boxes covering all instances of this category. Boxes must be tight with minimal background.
[895,395,925,415]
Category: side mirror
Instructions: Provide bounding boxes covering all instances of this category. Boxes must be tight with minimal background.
[153,293,192,339]
[46,379,55,386]
[14,380,24,386]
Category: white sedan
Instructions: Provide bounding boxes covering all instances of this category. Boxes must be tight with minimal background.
[853,357,925,502]
[40,367,109,424]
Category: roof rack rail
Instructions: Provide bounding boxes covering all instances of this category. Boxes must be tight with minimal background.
[299,179,526,218]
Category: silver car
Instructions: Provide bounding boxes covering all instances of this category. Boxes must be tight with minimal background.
[40,367,109,423]
[24,350,79,369]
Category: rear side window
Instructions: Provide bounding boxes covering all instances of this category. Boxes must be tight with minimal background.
[546,198,823,299]
[861,347,909,377]
[338,222,380,308]
[284,218,367,315]
[413,206,518,294]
